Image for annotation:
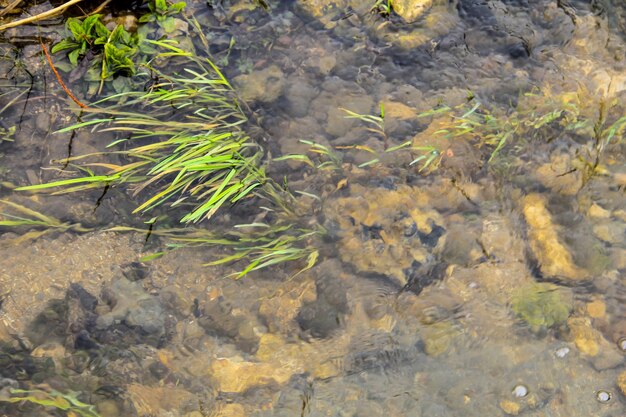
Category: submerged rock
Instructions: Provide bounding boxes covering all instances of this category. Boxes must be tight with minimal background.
[234,65,285,103]
[392,0,433,23]
[297,260,349,338]
[522,194,586,280]
[323,183,446,288]
[209,356,295,393]
[98,278,167,341]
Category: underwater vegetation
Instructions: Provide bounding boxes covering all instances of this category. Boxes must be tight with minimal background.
[511,283,572,333]
[0,388,100,417]
[3,3,624,279]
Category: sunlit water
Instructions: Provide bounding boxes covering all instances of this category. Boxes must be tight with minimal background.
[0,0,625,416]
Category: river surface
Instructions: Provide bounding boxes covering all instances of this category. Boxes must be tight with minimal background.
[0,0,625,416]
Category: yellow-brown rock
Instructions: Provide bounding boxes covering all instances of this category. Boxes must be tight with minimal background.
[618,371,626,396]
[392,0,433,23]
[256,333,342,380]
[588,203,611,219]
[587,300,606,319]
[258,278,317,332]
[127,384,197,417]
[234,65,285,103]
[210,357,294,393]
[523,194,585,280]
[568,317,600,356]
[500,400,521,415]
[323,184,445,287]
[216,404,246,417]
[382,101,417,120]
[534,154,583,195]
[422,321,458,356]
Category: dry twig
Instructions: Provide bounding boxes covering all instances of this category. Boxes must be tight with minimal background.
[0,0,85,31]
[0,0,24,18]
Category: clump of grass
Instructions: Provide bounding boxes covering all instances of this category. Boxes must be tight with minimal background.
[0,388,100,417]
[0,199,90,242]
[17,40,265,224]
[13,38,322,277]
[172,223,321,278]
[273,139,343,170]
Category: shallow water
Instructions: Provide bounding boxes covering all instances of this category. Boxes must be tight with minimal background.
[0,0,625,416]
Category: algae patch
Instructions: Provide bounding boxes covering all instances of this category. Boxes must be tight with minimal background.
[511,283,572,332]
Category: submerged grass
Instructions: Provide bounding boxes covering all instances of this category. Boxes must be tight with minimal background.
[0,388,100,417]
[16,40,265,224]
[0,199,90,242]
[12,38,320,277]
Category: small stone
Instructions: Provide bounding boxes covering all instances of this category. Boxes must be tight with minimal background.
[596,390,611,403]
[593,222,626,244]
[512,385,528,398]
[588,203,611,219]
[618,371,626,396]
[618,337,626,352]
[97,399,120,417]
[555,347,570,358]
[587,300,606,319]
[500,400,521,415]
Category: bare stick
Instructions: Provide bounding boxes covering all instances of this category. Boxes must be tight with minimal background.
[0,0,24,18]
[40,40,88,109]
[85,0,112,16]
[0,0,85,32]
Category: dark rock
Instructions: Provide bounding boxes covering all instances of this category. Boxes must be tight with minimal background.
[121,262,150,282]
[297,260,348,338]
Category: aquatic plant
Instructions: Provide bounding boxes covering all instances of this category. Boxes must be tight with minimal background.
[0,199,90,242]
[17,40,264,224]
[52,14,138,86]
[274,139,343,170]
[139,0,186,33]
[371,0,394,17]
[511,283,572,333]
[15,37,321,277]
[0,388,100,417]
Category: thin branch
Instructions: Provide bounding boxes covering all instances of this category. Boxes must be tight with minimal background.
[40,40,88,109]
[0,0,24,18]
[84,0,112,16]
[0,0,85,32]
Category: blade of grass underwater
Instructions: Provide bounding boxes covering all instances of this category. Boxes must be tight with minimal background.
[15,174,121,191]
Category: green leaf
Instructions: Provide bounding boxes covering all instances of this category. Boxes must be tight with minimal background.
[68,49,81,65]
[103,43,136,78]
[169,2,186,13]
[82,14,102,36]
[138,13,155,23]
[51,39,79,54]
[160,16,176,33]
[94,20,110,38]
[155,0,168,13]
[67,18,84,40]
[109,25,126,45]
